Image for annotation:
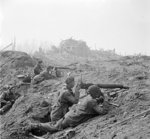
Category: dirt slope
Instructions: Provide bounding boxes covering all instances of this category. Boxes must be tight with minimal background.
[0,51,150,139]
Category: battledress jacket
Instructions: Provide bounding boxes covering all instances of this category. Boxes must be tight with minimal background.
[0,90,20,113]
[51,86,77,122]
[32,70,54,84]
[0,90,16,104]
[34,64,43,75]
[62,95,109,127]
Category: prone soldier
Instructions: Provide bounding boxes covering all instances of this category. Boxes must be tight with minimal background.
[32,66,56,85]
[50,76,81,122]
[0,85,20,115]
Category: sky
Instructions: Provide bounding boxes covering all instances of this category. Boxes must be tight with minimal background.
[0,0,150,55]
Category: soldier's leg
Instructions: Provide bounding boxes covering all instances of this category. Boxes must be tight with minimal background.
[29,122,59,133]
[0,108,4,114]
[50,106,64,122]
[0,102,6,114]
[55,117,70,129]
[0,102,6,108]
[39,122,58,132]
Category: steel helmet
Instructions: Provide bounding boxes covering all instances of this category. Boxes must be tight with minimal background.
[87,85,102,98]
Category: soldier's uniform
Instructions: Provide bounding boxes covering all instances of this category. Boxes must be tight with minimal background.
[51,85,77,122]
[32,70,55,85]
[0,88,20,114]
[60,95,109,128]
[34,63,43,76]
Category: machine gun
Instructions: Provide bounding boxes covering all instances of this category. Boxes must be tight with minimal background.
[53,66,75,70]
[80,82,129,90]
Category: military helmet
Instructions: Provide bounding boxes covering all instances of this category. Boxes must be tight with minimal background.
[65,76,74,84]
[47,66,53,70]
[87,85,102,98]
[38,60,43,64]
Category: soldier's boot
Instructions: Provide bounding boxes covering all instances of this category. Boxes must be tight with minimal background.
[29,123,40,130]
[24,122,40,135]
[58,129,75,139]
[2,101,12,113]
[0,102,12,115]
[0,109,4,115]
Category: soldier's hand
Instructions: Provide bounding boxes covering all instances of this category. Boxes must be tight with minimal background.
[67,72,71,77]
[52,67,55,71]
[96,96,104,104]
[6,101,11,104]
[75,83,81,92]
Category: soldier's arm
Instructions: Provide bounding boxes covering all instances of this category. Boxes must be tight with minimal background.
[92,101,109,115]
[65,85,80,104]
[66,94,78,104]
[0,92,7,103]
[39,65,43,71]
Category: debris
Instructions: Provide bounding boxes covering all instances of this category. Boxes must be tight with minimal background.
[111,133,117,139]
[109,92,118,98]
[108,102,120,107]
[17,74,26,79]
[123,136,128,139]
[29,133,45,139]
[57,129,76,139]
[105,108,150,129]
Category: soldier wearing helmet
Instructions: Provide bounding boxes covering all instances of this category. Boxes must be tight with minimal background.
[0,85,20,115]
[33,60,43,76]
[50,76,81,122]
[32,66,55,85]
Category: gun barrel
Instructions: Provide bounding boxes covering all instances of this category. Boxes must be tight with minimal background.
[80,83,128,90]
[56,66,75,70]
[97,84,124,89]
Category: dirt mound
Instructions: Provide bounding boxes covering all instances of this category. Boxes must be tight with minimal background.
[0,92,51,139]
[0,51,35,68]
[0,51,36,87]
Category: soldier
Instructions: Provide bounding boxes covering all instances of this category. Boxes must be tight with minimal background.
[27,85,109,133]
[50,76,81,122]
[34,60,43,76]
[32,66,55,85]
[53,67,61,77]
[0,85,20,115]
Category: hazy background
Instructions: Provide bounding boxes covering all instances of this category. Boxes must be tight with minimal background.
[0,0,150,55]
